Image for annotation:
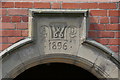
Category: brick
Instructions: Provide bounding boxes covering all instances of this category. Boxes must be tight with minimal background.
[100,17,109,23]
[108,39,120,45]
[62,3,79,9]
[0,44,11,51]
[109,10,120,16]
[0,30,21,37]
[110,17,119,23]
[8,9,28,16]
[62,3,98,9]
[34,2,50,8]
[22,30,28,37]
[90,10,107,16]
[0,37,24,44]
[106,24,120,30]
[96,24,106,30]
[12,16,21,22]
[2,2,14,8]
[79,3,98,9]
[116,32,120,38]
[108,46,119,52]
[7,37,24,43]
[90,24,105,30]
[2,16,11,22]
[88,31,97,38]
[22,16,28,22]
[119,17,120,23]
[15,2,33,8]
[0,9,7,15]
[90,17,99,23]
[16,23,28,29]
[99,3,116,9]
[1,23,15,29]
[0,37,8,43]
[89,24,96,30]
[98,31,115,38]
[95,38,109,45]
[52,3,61,9]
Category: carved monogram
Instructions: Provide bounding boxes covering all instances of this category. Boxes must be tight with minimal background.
[50,22,67,39]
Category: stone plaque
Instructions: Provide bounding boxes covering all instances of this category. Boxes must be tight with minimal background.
[29,9,88,55]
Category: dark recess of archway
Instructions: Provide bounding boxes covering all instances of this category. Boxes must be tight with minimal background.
[14,63,99,80]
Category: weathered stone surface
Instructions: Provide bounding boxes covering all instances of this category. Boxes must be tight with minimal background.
[77,44,99,64]
[109,67,119,78]
[18,45,40,63]
[94,55,118,78]
[32,11,86,56]
[2,52,23,78]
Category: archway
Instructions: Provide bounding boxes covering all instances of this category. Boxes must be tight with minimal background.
[13,63,99,79]
[1,39,119,80]
[0,9,119,80]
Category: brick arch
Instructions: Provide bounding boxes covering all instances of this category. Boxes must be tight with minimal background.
[1,38,119,80]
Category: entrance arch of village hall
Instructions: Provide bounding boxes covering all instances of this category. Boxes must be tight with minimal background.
[1,9,119,80]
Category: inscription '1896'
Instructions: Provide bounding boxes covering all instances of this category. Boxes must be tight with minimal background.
[49,41,67,50]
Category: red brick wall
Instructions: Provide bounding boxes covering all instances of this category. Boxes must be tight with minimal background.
[1,1,120,54]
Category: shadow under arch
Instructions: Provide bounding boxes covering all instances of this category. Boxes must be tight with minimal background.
[13,62,99,79]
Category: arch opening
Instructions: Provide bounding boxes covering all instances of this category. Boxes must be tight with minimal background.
[13,63,99,80]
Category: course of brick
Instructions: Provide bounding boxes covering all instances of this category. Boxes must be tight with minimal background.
[0,1,120,54]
